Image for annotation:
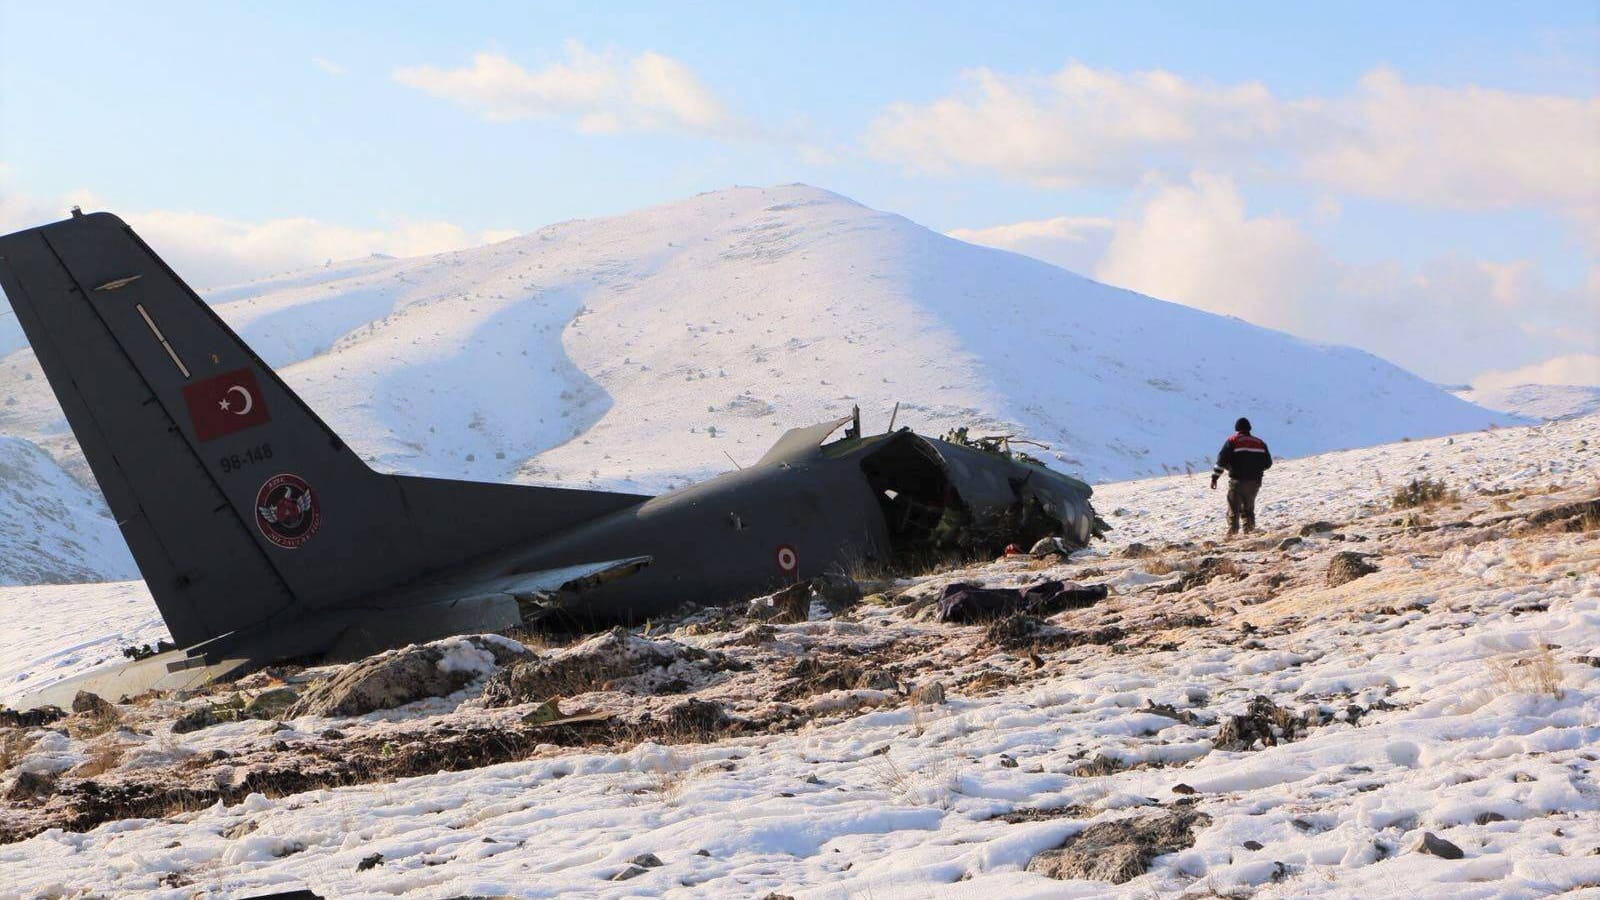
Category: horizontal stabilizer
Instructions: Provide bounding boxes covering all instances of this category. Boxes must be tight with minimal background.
[458,555,653,601]
[9,650,253,711]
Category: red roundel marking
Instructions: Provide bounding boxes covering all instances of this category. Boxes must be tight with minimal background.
[254,473,322,549]
[775,544,798,574]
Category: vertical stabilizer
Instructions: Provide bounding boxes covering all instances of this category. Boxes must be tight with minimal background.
[0,213,644,649]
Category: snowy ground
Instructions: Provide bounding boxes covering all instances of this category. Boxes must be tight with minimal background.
[0,439,134,586]
[1456,384,1600,423]
[0,417,1596,898]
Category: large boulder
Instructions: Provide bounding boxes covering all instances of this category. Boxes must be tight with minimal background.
[289,635,530,717]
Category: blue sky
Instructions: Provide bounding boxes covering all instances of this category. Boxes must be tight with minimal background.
[1,1,1595,385]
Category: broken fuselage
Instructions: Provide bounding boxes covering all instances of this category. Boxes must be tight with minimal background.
[501,416,1105,623]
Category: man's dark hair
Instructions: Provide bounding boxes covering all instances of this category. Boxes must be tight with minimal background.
[1235,417,1252,433]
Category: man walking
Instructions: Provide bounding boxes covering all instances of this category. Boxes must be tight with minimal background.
[1211,417,1272,535]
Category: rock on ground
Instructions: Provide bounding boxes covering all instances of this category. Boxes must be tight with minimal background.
[1326,551,1378,586]
[290,635,530,717]
[1214,696,1311,751]
[1411,831,1465,859]
[1026,809,1211,883]
[70,691,115,717]
[482,627,736,707]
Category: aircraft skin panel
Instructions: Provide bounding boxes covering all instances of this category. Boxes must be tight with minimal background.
[501,454,892,621]
[755,415,854,466]
[387,474,649,565]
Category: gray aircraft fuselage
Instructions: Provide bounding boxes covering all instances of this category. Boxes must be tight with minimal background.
[494,424,1101,623]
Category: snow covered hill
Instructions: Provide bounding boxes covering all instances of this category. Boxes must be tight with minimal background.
[2,184,1505,507]
[0,437,134,586]
[1456,383,1600,422]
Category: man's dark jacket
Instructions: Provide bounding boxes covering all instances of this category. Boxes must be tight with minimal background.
[1214,432,1272,481]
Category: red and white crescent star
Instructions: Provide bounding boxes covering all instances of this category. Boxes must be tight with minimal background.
[218,385,254,415]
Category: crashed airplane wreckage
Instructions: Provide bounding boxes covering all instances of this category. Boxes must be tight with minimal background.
[0,211,1104,707]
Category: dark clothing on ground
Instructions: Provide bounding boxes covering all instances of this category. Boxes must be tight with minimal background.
[936,580,1108,623]
[1227,477,1262,534]
[1214,431,1272,481]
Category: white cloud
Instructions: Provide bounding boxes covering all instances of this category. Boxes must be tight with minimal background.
[393,41,735,136]
[960,172,1599,382]
[947,215,1114,273]
[1474,354,1600,390]
[867,64,1291,188]
[0,181,518,289]
[1301,70,1599,223]
[1095,173,1322,328]
[866,63,1598,232]
[313,58,348,76]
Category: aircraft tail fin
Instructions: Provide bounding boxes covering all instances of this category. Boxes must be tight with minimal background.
[0,212,644,650]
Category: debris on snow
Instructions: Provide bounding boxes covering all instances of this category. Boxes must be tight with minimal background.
[936,580,1106,623]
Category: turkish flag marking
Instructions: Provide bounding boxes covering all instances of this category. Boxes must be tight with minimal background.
[182,368,270,443]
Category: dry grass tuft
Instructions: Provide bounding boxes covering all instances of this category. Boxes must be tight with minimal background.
[641,751,692,805]
[1489,647,1565,700]
[72,738,127,778]
[1392,477,1456,510]
[1142,558,1178,576]
[874,754,959,808]
[497,626,551,653]
[0,729,37,772]
[66,711,121,741]
[906,703,948,739]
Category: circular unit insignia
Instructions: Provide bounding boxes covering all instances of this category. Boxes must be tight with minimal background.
[776,544,798,574]
[254,473,322,549]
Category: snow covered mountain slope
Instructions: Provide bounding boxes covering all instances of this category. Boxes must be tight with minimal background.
[0,437,134,586]
[1,184,1507,506]
[1456,383,1600,422]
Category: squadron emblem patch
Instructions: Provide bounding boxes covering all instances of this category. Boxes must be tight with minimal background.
[254,473,321,549]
